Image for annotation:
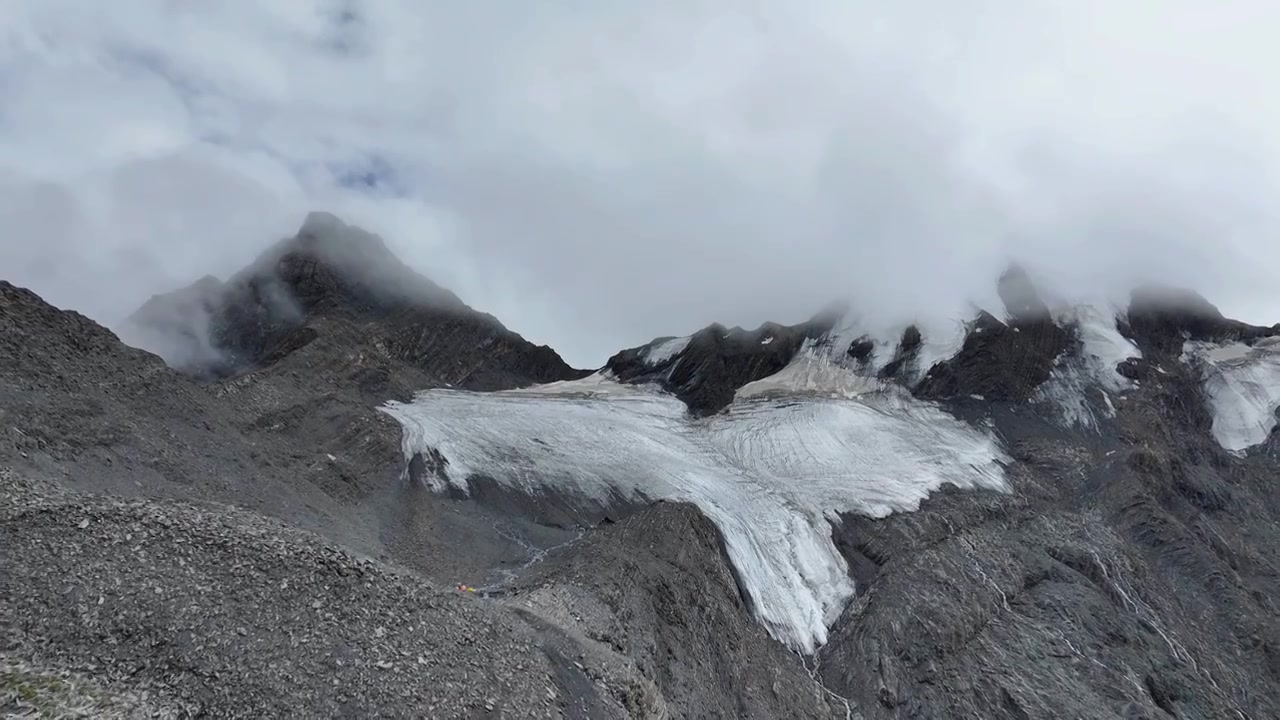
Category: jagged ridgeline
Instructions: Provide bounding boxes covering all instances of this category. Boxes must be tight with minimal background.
[5,213,1280,718]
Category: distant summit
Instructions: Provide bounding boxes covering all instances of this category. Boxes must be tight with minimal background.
[119,212,585,391]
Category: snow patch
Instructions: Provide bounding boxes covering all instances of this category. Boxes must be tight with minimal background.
[642,336,690,365]
[383,374,1008,653]
[1185,337,1280,453]
[913,316,972,380]
[1075,306,1143,391]
[1035,305,1141,429]
[789,313,970,392]
[736,350,881,400]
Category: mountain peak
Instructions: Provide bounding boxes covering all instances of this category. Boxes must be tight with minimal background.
[1126,285,1277,357]
[235,211,464,315]
[297,210,356,239]
[119,213,583,387]
[997,264,1051,321]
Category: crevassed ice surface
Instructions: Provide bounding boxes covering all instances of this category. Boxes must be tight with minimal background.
[1185,337,1280,453]
[384,371,1008,653]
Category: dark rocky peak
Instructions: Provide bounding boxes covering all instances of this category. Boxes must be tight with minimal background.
[877,325,923,382]
[913,307,1074,402]
[1124,285,1277,358]
[997,264,1052,322]
[119,212,584,389]
[606,267,1080,414]
[911,267,1074,402]
[846,335,875,364]
[240,211,466,316]
[606,312,838,416]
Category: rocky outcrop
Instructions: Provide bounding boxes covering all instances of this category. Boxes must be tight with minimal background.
[1124,285,1278,358]
[609,267,1086,414]
[912,309,1074,402]
[604,306,851,416]
[914,267,1075,402]
[605,320,828,416]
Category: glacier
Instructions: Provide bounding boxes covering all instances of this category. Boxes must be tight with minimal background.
[1185,336,1280,453]
[384,369,1008,653]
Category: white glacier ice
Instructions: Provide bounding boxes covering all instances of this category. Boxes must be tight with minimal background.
[1034,305,1142,429]
[819,314,972,384]
[910,316,974,379]
[642,336,690,365]
[1184,337,1280,453]
[383,371,1008,653]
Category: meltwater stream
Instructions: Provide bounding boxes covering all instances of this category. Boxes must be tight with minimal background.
[384,373,1008,653]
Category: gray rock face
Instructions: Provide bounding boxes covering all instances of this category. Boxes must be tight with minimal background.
[912,309,1073,402]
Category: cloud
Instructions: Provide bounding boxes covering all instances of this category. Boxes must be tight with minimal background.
[2,1,1279,367]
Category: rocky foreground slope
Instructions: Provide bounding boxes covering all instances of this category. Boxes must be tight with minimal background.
[4,213,1280,718]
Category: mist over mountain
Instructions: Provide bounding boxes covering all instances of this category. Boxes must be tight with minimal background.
[5,2,1280,717]
[4,2,1280,367]
[5,210,1280,716]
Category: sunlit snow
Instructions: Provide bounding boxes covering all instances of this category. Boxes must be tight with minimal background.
[384,370,1008,652]
[1185,337,1280,453]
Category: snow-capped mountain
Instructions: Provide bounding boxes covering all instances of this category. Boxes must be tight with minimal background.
[383,263,1280,658]
[14,213,1280,717]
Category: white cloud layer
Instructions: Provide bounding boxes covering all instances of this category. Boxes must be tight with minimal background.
[2,1,1279,366]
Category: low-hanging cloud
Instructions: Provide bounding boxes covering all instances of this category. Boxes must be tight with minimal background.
[2,0,1278,367]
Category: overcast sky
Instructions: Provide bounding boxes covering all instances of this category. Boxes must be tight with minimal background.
[3,1,1279,367]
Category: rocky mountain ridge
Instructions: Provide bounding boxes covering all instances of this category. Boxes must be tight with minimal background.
[607,265,1278,425]
[5,213,1280,718]
[121,211,585,392]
